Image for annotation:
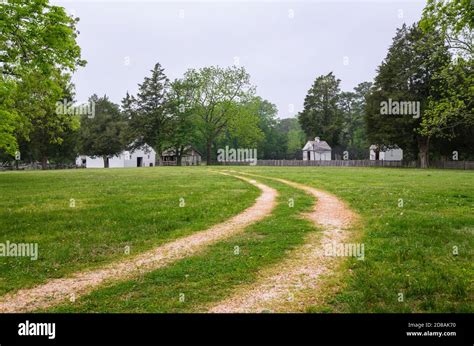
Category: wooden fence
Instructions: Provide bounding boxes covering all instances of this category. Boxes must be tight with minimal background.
[214,160,474,169]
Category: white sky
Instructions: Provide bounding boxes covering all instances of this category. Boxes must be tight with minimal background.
[53,0,426,118]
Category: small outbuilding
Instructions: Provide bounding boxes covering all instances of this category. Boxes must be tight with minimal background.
[369,145,403,161]
[161,146,202,166]
[302,137,332,161]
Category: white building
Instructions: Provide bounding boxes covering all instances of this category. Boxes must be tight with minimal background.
[302,137,332,161]
[369,145,403,161]
[76,144,156,168]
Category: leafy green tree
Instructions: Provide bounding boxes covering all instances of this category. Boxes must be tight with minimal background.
[165,79,198,166]
[78,95,127,168]
[420,0,473,56]
[12,69,78,169]
[0,0,85,161]
[298,72,343,147]
[0,77,20,156]
[339,82,372,159]
[184,66,255,164]
[419,1,473,156]
[226,97,264,148]
[252,97,286,159]
[0,0,85,77]
[286,127,305,159]
[419,58,473,142]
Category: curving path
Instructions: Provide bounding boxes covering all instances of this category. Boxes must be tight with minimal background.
[209,172,358,313]
[0,173,277,313]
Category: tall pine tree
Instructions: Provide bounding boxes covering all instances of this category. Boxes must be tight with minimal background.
[298,72,342,147]
[123,63,170,164]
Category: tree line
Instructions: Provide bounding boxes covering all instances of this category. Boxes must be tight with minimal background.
[1,0,472,168]
[298,0,472,167]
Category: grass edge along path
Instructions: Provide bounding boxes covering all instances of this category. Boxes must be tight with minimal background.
[44,176,314,313]
[0,168,260,295]
[0,174,277,312]
[208,171,360,312]
[228,167,474,313]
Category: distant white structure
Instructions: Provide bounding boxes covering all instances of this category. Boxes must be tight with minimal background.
[369,145,403,161]
[76,144,156,168]
[302,137,332,161]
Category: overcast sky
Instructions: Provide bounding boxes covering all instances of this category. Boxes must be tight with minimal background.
[53,0,426,118]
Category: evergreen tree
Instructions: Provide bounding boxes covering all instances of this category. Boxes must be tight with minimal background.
[124,63,170,164]
[365,24,451,167]
[298,72,342,147]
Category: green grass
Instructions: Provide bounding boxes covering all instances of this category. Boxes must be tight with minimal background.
[0,167,259,295]
[226,167,474,313]
[2,166,472,313]
[44,177,315,312]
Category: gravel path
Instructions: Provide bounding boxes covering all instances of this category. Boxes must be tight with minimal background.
[209,174,358,313]
[0,173,277,313]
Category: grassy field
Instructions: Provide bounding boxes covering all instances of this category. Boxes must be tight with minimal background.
[0,168,259,295]
[1,166,472,312]
[46,178,315,312]
[227,167,474,312]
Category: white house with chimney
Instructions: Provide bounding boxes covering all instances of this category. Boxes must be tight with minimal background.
[302,137,332,161]
[76,144,156,168]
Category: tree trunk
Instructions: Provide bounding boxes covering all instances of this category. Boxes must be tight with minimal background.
[103,156,109,168]
[41,156,48,170]
[206,139,212,165]
[418,137,430,169]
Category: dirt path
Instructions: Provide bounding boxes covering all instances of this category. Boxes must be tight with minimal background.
[208,173,358,313]
[0,173,277,313]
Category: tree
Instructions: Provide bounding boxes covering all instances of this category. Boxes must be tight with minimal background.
[420,0,473,56]
[252,97,286,159]
[298,72,343,147]
[0,0,85,160]
[286,126,305,159]
[123,63,170,164]
[365,24,451,167]
[419,1,473,154]
[165,79,198,166]
[225,97,264,148]
[78,95,127,168]
[419,58,473,143]
[0,0,85,77]
[184,66,255,164]
[12,69,78,169]
[339,82,372,159]
[0,77,20,156]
